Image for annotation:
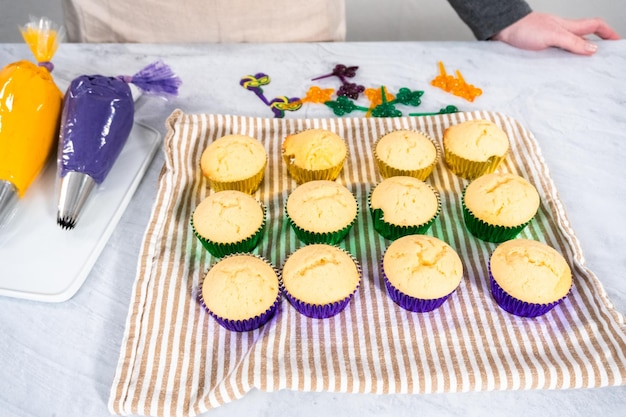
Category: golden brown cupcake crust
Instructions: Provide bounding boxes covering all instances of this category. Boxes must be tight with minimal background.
[370,176,439,226]
[192,190,264,243]
[286,180,357,233]
[490,239,572,304]
[443,119,509,162]
[202,255,279,320]
[464,172,540,227]
[200,134,267,182]
[383,235,463,300]
[282,244,360,305]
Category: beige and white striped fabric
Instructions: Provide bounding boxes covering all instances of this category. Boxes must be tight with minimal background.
[109,110,626,417]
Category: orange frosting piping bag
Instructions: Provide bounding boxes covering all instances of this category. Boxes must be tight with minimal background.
[0,17,63,226]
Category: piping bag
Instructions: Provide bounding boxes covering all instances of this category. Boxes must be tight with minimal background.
[56,61,181,230]
[56,62,181,230]
[0,17,63,226]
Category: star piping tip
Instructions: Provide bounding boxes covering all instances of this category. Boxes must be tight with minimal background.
[57,215,76,230]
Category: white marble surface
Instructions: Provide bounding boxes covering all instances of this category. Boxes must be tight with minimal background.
[0,41,624,417]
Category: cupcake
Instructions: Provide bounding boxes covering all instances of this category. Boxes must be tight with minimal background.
[191,190,265,257]
[200,134,267,194]
[199,254,281,331]
[281,244,361,318]
[443,119,509,180]
[282,128,347,183]
[462,172,540,243]
[369,176,440,240]
[489,239,572,317]
[373,129,439,180]
[382,234,463,312]
[285,180,357,245]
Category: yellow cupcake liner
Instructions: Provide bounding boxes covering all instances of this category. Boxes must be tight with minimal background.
[374,156,437,182]
[373,132,440,181]
[206,161,266,194]
[282,154,346,184]
[443,149,507,181]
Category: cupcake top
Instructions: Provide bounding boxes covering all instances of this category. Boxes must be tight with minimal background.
[202,255,280,321]
[490,239,572,304]
[443,119,509,162]
[370,176,439,227]
[282,128,347,171]
[286,180,357,233]
[375,130,437,171]
[282,244,360,305]
[192,190,264,244]
[383,234,463,300]
[464,172,540,227]
[200,134,267,182]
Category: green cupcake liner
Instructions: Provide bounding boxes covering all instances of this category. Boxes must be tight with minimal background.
[461,190,531,243]
[191,203,266,258]
[284,205,357,245]
[368,185,441,241]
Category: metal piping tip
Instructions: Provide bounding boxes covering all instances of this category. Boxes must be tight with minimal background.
[57,172,96,230]
[0,180,19,226]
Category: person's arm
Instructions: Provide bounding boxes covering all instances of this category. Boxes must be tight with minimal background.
[447,0,620,55]
[446,0,532,41]
[492,12,620,55]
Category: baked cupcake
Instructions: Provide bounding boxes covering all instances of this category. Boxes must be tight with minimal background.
[199,254,281,331]
[200,134,267,194]
[443,119,509,180]
[462,172,540,243]
[285,180,357,245]
[281,244,361,318]
[373,129,439,181]
[382,234,463,312]
[369,176,440,240]
[489,239,572,317]
[191,190,265,257]
[282,128,347,183]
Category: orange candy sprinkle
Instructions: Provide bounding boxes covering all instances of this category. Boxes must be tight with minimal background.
[430,61,482,102]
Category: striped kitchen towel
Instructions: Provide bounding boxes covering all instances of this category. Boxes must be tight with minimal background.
[109,110,626,417]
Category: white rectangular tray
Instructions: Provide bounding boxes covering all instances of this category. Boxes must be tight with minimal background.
[0,122,161,302]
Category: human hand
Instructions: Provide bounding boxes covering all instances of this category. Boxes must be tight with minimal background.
[492,12,620,55]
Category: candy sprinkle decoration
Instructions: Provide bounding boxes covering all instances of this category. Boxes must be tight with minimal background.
[240,63,467,118]
[430,61,482,102]
[240,73,302,118]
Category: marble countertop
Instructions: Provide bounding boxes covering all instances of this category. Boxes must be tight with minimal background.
[0,41,624,417]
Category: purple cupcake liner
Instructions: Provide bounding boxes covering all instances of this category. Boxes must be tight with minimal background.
[191,203,266,258]
[199,291,280,332]
[381,260,452,312]
[198,253,281,332]
[461,188,531,243]
[488,263,567,318]
[280,246,361,319]
[282,289,357,319]
[368,184,441,241]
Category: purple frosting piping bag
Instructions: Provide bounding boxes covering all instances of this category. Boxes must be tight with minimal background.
[57,60,181,230]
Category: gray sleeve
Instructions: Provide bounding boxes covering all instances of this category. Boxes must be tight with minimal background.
[447,0,532,40]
